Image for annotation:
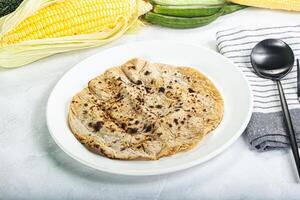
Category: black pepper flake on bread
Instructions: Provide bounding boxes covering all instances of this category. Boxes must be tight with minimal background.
[121,123,127,129]
[174,119,179,125]
[116,96,124,103]
[87,121,103,132]
[144,71,151,75]
[68,58,223,160]
[136,96,144,103]
[158,87,165,93]
[145,87,151,93]
[144,124,152,132]
[188,88,195,93]
[93,121,103,132]
[136,80,142,85]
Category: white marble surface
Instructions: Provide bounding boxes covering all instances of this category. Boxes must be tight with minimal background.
[1,7,300,200]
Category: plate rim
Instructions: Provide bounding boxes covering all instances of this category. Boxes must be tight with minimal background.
[46,40,254,176]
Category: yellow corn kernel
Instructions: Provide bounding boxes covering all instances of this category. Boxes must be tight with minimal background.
[229,0,300,11]
[0,0,134,47]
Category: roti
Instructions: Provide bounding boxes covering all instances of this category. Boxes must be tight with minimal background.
[68,58,223,160]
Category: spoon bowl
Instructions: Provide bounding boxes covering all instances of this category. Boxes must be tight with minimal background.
[251,39,295,80]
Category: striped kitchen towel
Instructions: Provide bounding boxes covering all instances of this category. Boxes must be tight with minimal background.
[216,25,300,151]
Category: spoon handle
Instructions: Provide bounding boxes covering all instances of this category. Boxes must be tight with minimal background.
[297,59,300,103]
[277,80,300,179]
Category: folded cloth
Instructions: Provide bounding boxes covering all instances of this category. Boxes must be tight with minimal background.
[216,25,300,151]
[229,0,300,11]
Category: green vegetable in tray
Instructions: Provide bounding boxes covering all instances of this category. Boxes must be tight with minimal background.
[144,1,246,29]
[153,5,222,17]
[150,0,225,6]
[144,7,224,29]
[0,0,23,17]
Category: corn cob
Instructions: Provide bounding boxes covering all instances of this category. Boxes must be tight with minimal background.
[1,0,136,47]
[0,0,152,68]
[229,0,300,11]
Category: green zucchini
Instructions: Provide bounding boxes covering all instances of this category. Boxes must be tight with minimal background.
[144,8,223,29]
[150,0,225,6]
[0,0,23,17]
[153,5,222,17]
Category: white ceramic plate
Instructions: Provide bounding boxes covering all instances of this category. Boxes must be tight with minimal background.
[47,41,253,176]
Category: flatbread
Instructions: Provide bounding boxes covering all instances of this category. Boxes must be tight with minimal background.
[68,58,224,160]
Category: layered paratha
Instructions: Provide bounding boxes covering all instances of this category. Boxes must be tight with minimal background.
[68,58,223,160]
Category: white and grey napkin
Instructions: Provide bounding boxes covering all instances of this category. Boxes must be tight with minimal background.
[216,25,300,151]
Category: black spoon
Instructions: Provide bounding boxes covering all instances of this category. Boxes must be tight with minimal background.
[250,39,300,179]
